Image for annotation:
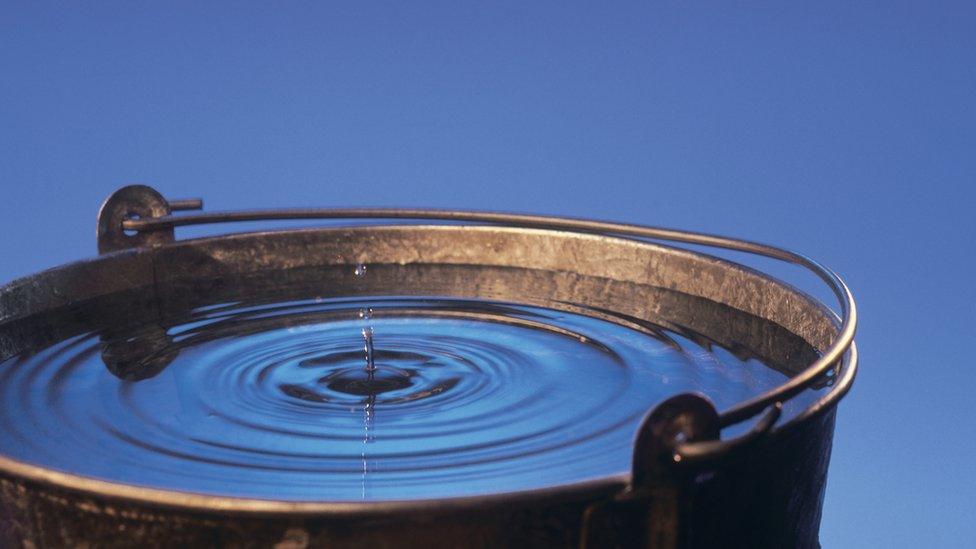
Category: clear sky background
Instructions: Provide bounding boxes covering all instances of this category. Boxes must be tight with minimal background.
[2,2,974,546]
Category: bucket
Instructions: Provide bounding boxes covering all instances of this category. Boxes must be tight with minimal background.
[0,185,856,548]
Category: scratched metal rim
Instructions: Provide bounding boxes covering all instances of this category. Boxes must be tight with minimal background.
[0,222,857,515]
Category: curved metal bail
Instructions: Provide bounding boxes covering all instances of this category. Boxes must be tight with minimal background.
[633,392,721,486]
[97,185,202,254]
[582,393,721,549]
[633,393,720,549]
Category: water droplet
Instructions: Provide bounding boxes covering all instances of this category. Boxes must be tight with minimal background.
[358,307,376,375]
[362,326,376,374]
[354,264,367,277]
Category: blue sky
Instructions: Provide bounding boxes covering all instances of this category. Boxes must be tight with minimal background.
[2,2,974,545]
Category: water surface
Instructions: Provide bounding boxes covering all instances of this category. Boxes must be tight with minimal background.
[0,296,817,500]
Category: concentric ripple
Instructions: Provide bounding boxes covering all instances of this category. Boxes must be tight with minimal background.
[0,297,818,501]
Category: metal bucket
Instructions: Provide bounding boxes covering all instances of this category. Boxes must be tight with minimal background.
[0,185,857,548]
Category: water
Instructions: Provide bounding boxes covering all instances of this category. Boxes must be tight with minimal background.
[358,306,376,499]
[0,295,821,501]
